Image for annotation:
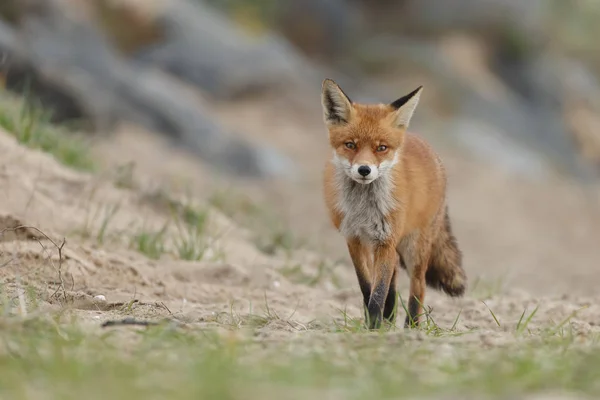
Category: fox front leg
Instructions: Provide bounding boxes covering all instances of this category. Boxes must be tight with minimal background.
[366,242,397,330]
[346,238,372,320]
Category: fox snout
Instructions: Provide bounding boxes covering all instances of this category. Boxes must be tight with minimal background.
[357,165,371,176]
[350,162,379,184]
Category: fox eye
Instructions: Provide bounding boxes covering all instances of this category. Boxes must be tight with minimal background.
[377,145,388,152]
[345,142,356,150]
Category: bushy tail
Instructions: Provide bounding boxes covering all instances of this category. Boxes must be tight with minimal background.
[425,206,467,297]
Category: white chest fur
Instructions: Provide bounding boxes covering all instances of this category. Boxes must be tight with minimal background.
[335,171,397,243]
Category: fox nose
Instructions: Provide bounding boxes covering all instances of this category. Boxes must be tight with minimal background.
[357,165,371,177]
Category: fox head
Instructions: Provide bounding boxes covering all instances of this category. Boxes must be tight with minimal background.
[320,78,422,185]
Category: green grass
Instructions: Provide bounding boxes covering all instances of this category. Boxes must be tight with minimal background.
[130,224,168,260]
[0,90,95,171]
[165,195,212,262]
[173,211,210,261]
[127,210,216,262]
[0,314,599,400]
[74,186,219,261]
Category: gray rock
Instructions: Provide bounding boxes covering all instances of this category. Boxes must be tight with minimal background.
[0,1,295,179]
[351,37,598,181]
[133,0,315,100]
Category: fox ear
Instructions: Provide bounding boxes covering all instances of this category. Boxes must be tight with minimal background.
[321,79,353,126]
[390,86,423,129]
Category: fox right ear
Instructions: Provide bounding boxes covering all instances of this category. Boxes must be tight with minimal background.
[390,86,423,129]
[321,79,353,126]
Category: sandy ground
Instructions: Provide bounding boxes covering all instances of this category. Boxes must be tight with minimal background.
[1,90,600,344]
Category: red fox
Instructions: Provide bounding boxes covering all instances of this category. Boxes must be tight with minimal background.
[321,79,467,329]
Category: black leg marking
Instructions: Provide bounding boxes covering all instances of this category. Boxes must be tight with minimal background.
[404,296,420,328]
[383,269,398,323]
[367,278,389,330]
[353,268,371,322]
[359,280,371,308]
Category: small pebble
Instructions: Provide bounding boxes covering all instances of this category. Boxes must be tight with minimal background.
[94,295,106,302]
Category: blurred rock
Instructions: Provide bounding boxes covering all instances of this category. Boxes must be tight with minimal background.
[92,0,165,56]
[492,50,600,177]
[274,0,362,62]
[353,36,598,181]
[405,0,545,35]
[448,118,550,180]
[131,0,318,100]
[0,0,21,24]
[0,19,91,126]
[0,0,295,179]
[357,0,545,41]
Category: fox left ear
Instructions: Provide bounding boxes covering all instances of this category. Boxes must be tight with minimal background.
[390,86,423,129]
[321,78,353,127]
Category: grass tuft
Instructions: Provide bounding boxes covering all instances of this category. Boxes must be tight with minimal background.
[483,301,502,327]
[0,90,95,171]
[516,305,539,335]
[130,223,168,260]
[173,210,209,261]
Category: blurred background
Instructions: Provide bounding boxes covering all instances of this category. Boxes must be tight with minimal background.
[1,0,600,296]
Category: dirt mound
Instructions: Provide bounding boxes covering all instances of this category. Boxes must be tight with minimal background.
[1,86,600,348]
[0,126,354,328]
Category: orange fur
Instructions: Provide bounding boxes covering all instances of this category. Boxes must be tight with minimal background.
[321,79,466,329]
